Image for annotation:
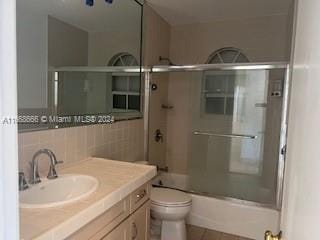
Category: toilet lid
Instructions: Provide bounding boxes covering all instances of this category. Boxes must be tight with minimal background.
[151,188,192,206]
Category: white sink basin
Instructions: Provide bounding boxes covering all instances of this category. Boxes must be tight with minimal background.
[20,175,98,209]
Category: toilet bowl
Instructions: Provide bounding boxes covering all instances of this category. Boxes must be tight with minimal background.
[151,187,192,240]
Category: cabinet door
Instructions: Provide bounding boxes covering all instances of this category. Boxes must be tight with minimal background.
[130,201,150,240]
[67,197,130,240]
[102,218,130,240]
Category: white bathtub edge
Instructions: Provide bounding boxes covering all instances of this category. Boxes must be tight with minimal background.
[187,194,280,240]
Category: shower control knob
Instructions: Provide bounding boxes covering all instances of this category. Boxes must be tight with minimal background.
[155,129,163,143]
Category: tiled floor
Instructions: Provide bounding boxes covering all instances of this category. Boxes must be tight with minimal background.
[187,225,253,240]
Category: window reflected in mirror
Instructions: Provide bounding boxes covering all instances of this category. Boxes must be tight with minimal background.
[17,0,143,132]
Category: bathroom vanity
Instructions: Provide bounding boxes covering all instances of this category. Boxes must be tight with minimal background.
[19,158,156,240]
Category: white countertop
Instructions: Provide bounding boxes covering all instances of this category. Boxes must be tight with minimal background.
[20,158,157,240]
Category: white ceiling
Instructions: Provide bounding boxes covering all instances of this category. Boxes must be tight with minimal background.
[18,0,142,32]
[147,0,294,26]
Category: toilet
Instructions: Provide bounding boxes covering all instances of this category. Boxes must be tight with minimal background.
[150,187,192,240]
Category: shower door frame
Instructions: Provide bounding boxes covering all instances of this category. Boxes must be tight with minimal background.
[143,62,290,210]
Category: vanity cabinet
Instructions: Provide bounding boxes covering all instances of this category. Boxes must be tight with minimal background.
[102,201,150,240]
[101,218,130,240]
[67,183,150,240]
[129,201,150,240]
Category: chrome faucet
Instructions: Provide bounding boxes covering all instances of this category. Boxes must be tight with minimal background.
[31,149,63,184]
[19,172,29,191]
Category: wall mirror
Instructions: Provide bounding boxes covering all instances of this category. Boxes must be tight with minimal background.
[17,0,143,132]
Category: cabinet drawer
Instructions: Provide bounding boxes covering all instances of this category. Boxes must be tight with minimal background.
[130,200,150,240]
[67,197,130,240]
[130,183,150,213]
[101,218,130,240]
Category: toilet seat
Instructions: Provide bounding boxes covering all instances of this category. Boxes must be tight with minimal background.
[151,188,192,207]
[151,201,191,207]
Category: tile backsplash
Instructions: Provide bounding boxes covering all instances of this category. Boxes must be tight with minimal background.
[18,119,144,181]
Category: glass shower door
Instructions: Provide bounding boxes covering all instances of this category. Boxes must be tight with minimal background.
[188,69,284,206]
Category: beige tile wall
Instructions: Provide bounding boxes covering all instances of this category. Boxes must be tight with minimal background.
[143,4,171,66]
[144,4,171,168]
[169,14,292,65]
[18,120,144,181]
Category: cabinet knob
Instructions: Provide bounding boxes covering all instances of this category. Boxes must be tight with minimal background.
[136,189,146,202]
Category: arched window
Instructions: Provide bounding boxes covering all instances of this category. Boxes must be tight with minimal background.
[207,47,249,64]
[202,48,249,116]
[108,52,139,66]
[109,53,141,112]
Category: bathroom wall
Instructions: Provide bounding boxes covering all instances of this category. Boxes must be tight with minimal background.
[17,1,48,109]
[88,28,140,66]
[17,12,90,131]
[48,16,89,116]
[169,14,291,65]
[285,1,296,60]
[165,14,293,175]
[85,28,142,117]
[18,120,144,181]
[143,5,171,66]
[144,4,171,168]
[48,16,88,68]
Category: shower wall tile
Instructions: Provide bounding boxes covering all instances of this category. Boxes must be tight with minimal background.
[144,4,171,168]
[18,119,144,181]
[169,15,291,65]
[144,4,171,65]
[165,73,193,174]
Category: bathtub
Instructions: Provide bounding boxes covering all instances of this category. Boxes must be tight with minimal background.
[152,172,280,240]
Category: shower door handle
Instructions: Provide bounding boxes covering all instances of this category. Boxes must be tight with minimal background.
[193,131,257,139]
